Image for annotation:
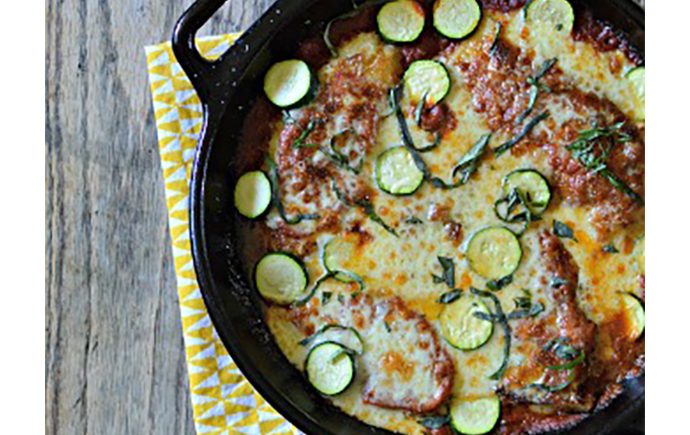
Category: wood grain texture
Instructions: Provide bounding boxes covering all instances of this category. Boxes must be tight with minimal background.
[45,1,271,434]
[45,1,644,434]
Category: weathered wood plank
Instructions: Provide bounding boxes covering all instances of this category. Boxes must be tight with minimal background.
[46,0,271,433]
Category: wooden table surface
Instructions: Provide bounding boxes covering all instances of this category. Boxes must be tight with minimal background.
[46,1,271,433]
[45,1,644,434]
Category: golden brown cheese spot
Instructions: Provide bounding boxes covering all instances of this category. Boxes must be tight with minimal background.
[380,351,415,382]
[453,36,534,130]
[408,297,443,322]
[546,117,644,237]
[622,236,635,255]
[427,202,452,221]
[465,353,489,369]
[459,271,472,288]
[289,294,454,415]
[395,273,408,286]
[422,103,453,132]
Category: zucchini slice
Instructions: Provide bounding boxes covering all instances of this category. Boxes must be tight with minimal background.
[621,293,645,340]
[467,227,522,280]
[233,170,272,218]
[450,395,501,435]
[305,341,355,396]
[263,59,315,108]
[433,0,482,40]
[254,253,308,304]
[377,0,426,43]
[525,0,574,33]
[323,237,358,283]
[375,146,425,195]
[502,169,551,215]
[626,66,645,120]
[440,297,494,350]
[403,60,451,105]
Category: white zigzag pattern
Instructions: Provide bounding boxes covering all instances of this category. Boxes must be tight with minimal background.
[146,35,300,435]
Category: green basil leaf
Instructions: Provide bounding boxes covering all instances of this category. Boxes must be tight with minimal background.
[437,289,462,304]
[489,21,502,57]
[431,256,455,289]
[495,111,549,156]
[553,220,576,240]
[266,158,320,224]
[602,243,619,253]
[471,287,511,380]
[487,274,513,291]
[418,415,450,430]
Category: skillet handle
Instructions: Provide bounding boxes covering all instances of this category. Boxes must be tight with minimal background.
[171,0,229,105]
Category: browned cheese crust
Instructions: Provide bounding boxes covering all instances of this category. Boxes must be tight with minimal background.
[289,295,454,413]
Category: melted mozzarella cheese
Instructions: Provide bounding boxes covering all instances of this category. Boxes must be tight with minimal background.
[262,10,644,434]
[504,15,642,122]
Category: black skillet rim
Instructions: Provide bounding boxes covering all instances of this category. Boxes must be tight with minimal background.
[177,1,645,434]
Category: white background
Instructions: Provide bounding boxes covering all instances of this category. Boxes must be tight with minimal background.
[0,0,683,432]
[0,1,44,430]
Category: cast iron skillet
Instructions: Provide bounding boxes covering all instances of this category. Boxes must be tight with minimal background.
[172,1,644,433]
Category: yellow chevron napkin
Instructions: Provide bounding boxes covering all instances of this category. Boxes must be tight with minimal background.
[145,34,300,435]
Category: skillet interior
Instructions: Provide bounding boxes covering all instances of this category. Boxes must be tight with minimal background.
[182,1,644,433]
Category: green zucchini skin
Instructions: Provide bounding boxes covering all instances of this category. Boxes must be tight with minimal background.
[403,60,452,105]
[525,0,575,34]
[304,341,356,396]
[501,168,552,215]
[263,59,319,109]
[322,237,357,283]
[376,0,427,44]
[254,252,309,305]
[466,227,522,280]
[621,292,645,340]
[432,0,483,41]
[626,66,645,79]
[375,146,425,196]
[233,170,272,219]
[440,297,494,350]
[626,66,645,120]
[299,324,365,354]
[449,395,501,435]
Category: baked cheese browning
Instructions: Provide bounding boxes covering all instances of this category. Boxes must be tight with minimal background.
[539,231,595,356]
[397,0,645,69]
[454,32,539,131]
[546,113,644,237]
[362,299,454,413]
[243,3,645,434]
[419,102,457,134]
[498,232,596,412]
[290,294,454,413]
[266,33,403,243]
[571,5,644,66]
[445,24,644,237]
[591,310,644,382]
[584,290,644,409]
[499,403,587,435]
